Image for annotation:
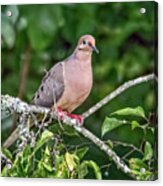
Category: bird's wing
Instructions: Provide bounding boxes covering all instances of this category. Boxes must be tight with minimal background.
[31,62,65,108]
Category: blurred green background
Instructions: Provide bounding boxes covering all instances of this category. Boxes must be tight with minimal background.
[1,1,157,179]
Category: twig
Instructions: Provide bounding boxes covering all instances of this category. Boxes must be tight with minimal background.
[1,73,156,179]
[67,141,93,151]
[122,149,135,161]
[82,73,156,118]
[112,141,144,155]
[100,163,112,170]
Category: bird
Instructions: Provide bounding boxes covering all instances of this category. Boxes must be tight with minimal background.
[3,35,98,149]
[3,34,98,149]
[31,34,99,125]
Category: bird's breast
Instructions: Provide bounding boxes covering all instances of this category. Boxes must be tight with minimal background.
[70,67,92,92]
[57,61,93,112]
[66,62,93,101]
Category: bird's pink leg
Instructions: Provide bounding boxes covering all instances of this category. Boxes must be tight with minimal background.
[66,113,84,126]
[57,107,68,120]
[56,107,84,126]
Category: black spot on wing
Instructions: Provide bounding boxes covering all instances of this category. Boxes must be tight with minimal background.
[40,85,44,92]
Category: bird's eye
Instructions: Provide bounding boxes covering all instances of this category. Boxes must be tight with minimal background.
[83,40,87,45]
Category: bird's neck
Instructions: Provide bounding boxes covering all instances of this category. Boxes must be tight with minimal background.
[74,49,92,62]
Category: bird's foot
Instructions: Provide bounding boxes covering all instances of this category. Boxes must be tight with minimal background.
[57,107,67,120]
[56,107,84,126]
[67,114,84,126]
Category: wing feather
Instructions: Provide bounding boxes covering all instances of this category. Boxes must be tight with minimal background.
[31,62,65,108]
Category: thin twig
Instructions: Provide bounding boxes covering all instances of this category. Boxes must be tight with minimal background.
[112,141,144,155]
[82,73,156,118]
[122,149,135,161]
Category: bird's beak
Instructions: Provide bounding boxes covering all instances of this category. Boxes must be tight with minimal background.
[92,45,99,54]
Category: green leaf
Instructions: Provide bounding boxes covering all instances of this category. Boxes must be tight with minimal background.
[9,146,33,177]
[42,162,53,172]
[65,152,78,172]
[129,158,148,171]
[101,117,127,137]
[34,130,53,153]
[54,154,72,178]
[75,147,89,160]
[106,140,113,149]
[143,141,153,161]
[63,125,80,137]
[131,120,140,130]
[2,148,13,160]
[78,163,88,179]
[148,127,155,134]
[81,160,102,179]
[131,169,152,181]
[41,146,53,172]
[129,158,153,180]
[111,106,146,119]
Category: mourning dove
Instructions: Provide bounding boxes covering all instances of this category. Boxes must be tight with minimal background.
[32,34,99,124]
[3,35,98,148]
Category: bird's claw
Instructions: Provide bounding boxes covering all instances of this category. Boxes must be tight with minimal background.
[67,114,84,126]
[57,107,67,120]
[56,107,84,126]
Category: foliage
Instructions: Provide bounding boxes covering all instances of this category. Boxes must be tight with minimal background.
[101,106,156,180]
[2,129,101,179]
[1,105,157,180]
[1,2,157,180]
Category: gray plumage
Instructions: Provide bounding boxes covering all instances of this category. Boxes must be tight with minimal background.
[31,63,64,108]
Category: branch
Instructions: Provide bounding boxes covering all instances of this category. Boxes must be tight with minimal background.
[82,73,156,118]
[1,94,135,178]
[1,73,156,179]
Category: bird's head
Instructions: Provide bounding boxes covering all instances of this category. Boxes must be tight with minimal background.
[77,35,99,54]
